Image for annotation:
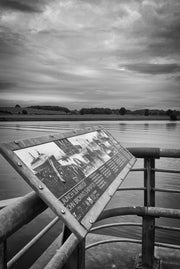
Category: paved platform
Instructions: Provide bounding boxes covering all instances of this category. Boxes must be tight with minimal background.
[86,234,180,269]
[30,233,180,269]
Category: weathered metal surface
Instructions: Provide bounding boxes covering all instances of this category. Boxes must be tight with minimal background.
[144,158,155,207]
[153,168,180,174]
[86,238,142,250]
[61,226,85,269]
[97,206,180,221]
[127,147,160,159]
[127,147,180,158]
[142,216,155,268]
[0,197,22,209]
[142,158,155,268]
[154,187,180,194]
[90,222,142,232]
[160,148,180,158]
[147,207,180,218]
[0,241,7,269]
[0,192,46,242]
[44,233,79,269]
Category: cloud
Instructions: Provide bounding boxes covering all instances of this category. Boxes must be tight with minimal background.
[0,0,179,109]
[0,0,45,13]
[124,63,180,75]
[0,81,16,90]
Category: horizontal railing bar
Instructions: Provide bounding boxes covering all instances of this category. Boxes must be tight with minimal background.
[97,206,180,222]
[155,225,180,232]
[154,188,180,194]
[44,233,79,269]
[155,242,180,250]
[0,197,23,209]
[160,148,180,158]
[127,147,180,158]
[86,238,180,251]
[86,238,142,250]
[127,147,160,158]
[91,222,180,234]
[97,207,141,221]
[147,207,180,219]
[0,192,47,242]
[7,216,60,269]
[152,168,180,174]
[117,187,145,191]
[130,168,145,172]
[90,222,142,232]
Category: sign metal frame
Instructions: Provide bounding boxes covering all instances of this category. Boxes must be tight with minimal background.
[0,126,136,239]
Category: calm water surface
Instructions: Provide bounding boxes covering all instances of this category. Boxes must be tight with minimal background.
[0,121,179,267]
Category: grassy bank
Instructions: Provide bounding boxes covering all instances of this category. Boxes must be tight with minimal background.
[0,114,178,121]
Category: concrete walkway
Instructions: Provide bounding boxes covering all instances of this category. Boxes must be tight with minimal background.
[85,233,180,269]
[30,232,180,269]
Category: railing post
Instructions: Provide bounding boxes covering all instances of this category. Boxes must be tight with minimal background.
[144,158,155,207]
[136,158,157,269]
[0,241,7,269]
[141,158,156,269]
[62,225,85,269]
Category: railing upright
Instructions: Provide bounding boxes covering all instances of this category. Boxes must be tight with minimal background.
[0,241,7,269]
[141,158,156,269]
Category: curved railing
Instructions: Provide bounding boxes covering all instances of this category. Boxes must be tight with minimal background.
[0,147,180,269]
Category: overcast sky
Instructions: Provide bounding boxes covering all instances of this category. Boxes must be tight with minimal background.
[0,0,179,109]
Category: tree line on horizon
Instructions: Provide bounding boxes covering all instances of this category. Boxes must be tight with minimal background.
[26,105,179,120]
[0,104,177,121]
[0,104,180,120]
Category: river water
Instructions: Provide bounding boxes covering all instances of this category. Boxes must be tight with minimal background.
[0,121,179,267]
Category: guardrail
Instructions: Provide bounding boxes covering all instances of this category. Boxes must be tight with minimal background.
[0,147,180,269]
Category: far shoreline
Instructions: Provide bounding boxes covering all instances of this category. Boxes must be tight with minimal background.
[0,114,179,122]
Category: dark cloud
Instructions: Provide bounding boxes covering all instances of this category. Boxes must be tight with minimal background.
[124,63,180,75]
[0,81,16,90]
[128,0,180,58]
[0,0,44,13]
[0,30,24,56]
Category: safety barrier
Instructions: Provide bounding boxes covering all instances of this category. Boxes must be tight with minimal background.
[0,147,180,269]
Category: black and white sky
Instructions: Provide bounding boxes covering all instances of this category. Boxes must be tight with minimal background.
[0,0,180,109]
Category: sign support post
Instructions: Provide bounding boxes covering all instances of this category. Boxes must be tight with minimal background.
[62,225,85,269]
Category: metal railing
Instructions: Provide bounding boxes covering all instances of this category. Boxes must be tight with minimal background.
[0,147,180,269]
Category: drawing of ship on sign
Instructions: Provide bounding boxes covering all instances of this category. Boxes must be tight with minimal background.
[30,151,66,183]
[28,151,86,198]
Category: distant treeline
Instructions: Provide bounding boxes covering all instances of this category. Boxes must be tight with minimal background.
[78,107,180,117]
[27,106,179,117]
[28,106,70,113]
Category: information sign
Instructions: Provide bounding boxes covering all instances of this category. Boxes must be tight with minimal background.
[0,127,136,238]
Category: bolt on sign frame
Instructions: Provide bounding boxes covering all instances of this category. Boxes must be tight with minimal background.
[0,126,136,239]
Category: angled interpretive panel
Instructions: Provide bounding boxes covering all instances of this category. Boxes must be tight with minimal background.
[0,127,136,238]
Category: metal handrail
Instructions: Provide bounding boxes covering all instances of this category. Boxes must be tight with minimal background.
[152,168,180,174]
[0,192,47,241]
[127,147,180,158]
[90,222,180,233]
[86,238,180,251]
[86,238,142,250]
[153,188,180,194]
[90,222,142,232]
[97,207,180,221]
[117,187,145,191]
